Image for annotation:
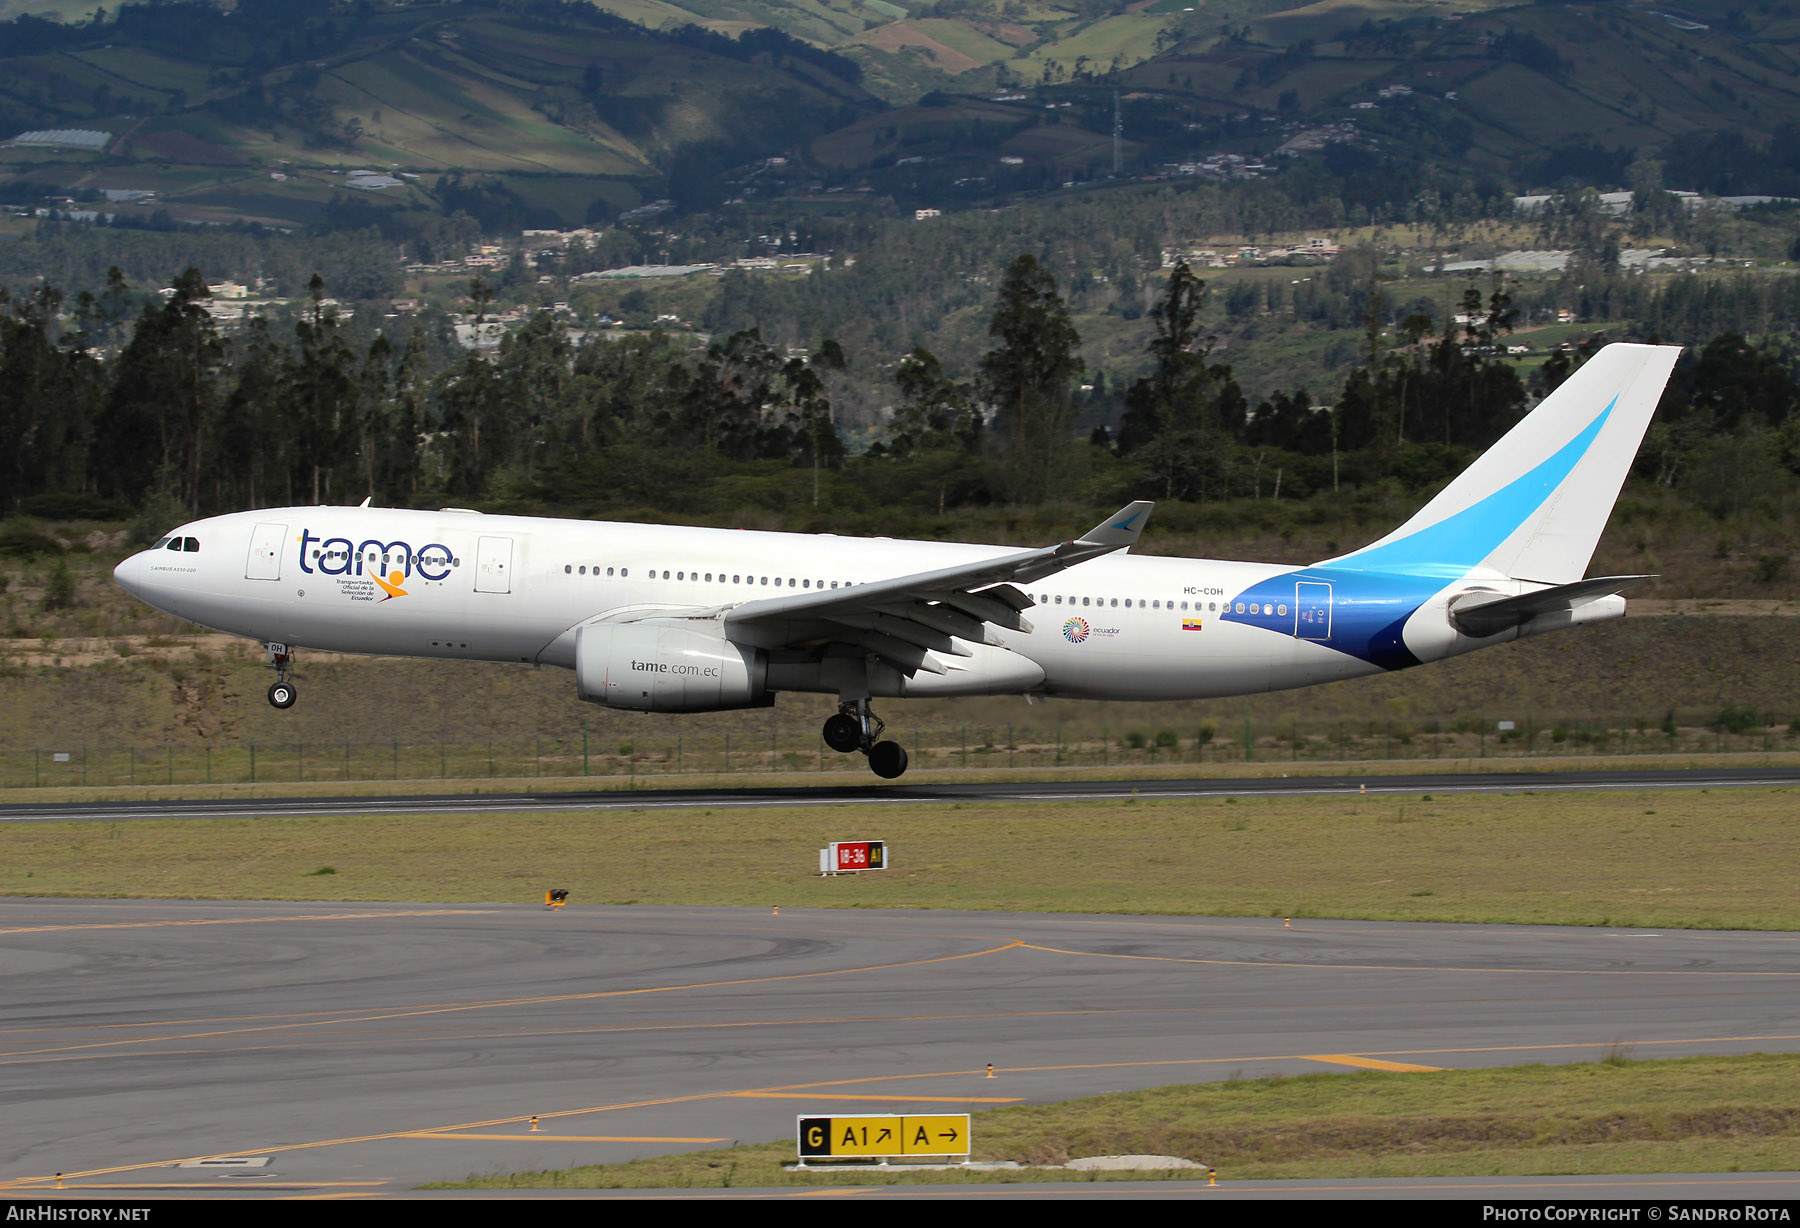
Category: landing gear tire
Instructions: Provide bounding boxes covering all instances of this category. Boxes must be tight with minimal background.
[868,740,909,780]
[822,712,861,753]
[837,698,907,779]
[265,641,296,710]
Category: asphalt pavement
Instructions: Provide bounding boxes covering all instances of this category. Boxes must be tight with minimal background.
[4,899,1798,1198]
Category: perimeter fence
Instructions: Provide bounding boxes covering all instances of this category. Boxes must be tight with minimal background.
[4,705,1795,789]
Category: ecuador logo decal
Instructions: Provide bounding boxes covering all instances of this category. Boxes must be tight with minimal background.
[1062,616,1090,643]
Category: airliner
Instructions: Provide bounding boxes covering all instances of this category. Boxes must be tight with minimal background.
[114,343,1679,779]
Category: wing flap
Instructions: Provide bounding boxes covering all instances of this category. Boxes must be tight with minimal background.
[832,611,974,657]
[872,601,994,644]
[850,631,948,675]
[935,590,1031,633]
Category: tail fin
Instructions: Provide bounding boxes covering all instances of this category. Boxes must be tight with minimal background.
[1319,343,1680,584]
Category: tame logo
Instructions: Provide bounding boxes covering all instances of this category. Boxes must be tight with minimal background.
[295,531,454,589]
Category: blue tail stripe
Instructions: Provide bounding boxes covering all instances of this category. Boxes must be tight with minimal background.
[1329,397,1616,579]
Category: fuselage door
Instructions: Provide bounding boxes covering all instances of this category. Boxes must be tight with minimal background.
[475,535,514,594]
[246,522,287,581]
[1294,581,1332,640]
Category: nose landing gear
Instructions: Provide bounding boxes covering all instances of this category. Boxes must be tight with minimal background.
[266,642,297,709]
[821,698,910,780]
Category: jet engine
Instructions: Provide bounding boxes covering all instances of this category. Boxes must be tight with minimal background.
[575,622,770,712]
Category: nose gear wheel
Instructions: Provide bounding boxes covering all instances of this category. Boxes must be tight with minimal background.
[265,642,297,709]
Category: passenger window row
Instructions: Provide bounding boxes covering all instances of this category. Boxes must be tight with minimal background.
[554,565,1287,619]
[308,549,459,567]
[1035,594,1222,612]
[1029,595,1293,616]
[561,566,857,590]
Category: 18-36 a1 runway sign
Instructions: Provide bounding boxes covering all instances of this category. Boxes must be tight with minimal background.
[798,1114,970,1159]
[823,840,887,872]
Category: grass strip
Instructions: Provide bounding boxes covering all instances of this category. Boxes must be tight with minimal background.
[440,1054,1800,1187]
[5,789,1797,929]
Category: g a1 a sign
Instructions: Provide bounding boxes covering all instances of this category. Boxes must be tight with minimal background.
[820,839,887,874]
[797,1114,969,1160]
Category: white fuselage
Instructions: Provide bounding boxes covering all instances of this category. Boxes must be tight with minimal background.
[115,506,1427,702]
[112,344,1676,774]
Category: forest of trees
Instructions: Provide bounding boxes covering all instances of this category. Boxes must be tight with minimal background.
[4,256,1799,544]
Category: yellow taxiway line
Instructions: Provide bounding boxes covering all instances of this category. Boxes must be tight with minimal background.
[400,1133,728,1144]
[1301,1054,1444,1072]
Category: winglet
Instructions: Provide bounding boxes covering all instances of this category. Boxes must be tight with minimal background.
[1077,500,1154,550]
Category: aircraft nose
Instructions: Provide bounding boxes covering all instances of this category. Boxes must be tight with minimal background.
[113,550,150,599]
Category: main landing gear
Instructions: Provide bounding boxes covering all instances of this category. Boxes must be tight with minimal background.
[822,698,909,780]
[266,642,297,709]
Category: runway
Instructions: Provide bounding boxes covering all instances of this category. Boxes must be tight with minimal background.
[3,899,1799,1197]
[4,764,1798,824]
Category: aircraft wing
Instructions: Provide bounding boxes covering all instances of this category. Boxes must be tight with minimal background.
[718,500,1153,675]
[627,501,1152,677]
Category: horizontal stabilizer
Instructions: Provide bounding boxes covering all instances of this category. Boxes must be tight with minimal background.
[1449,575,1654,638]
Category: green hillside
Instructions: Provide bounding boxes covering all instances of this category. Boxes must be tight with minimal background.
[0,1,876,227]
[0,0,92,18]
[5,0,1798,231]
[577,0,1526,101]
[585,0,1800,188]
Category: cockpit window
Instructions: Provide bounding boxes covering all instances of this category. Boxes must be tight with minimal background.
[152,536,171,550]
[182,537,199,552]
[165,538,183,551]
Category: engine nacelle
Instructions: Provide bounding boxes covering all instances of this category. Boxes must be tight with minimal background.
[575,622,770,712]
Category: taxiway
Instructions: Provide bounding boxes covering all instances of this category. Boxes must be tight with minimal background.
[4,899,1798,1196]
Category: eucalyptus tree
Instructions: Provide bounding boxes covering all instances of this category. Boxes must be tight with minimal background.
[978,253,1082,504]
[0,281,103,512]
[94,267,225,511]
